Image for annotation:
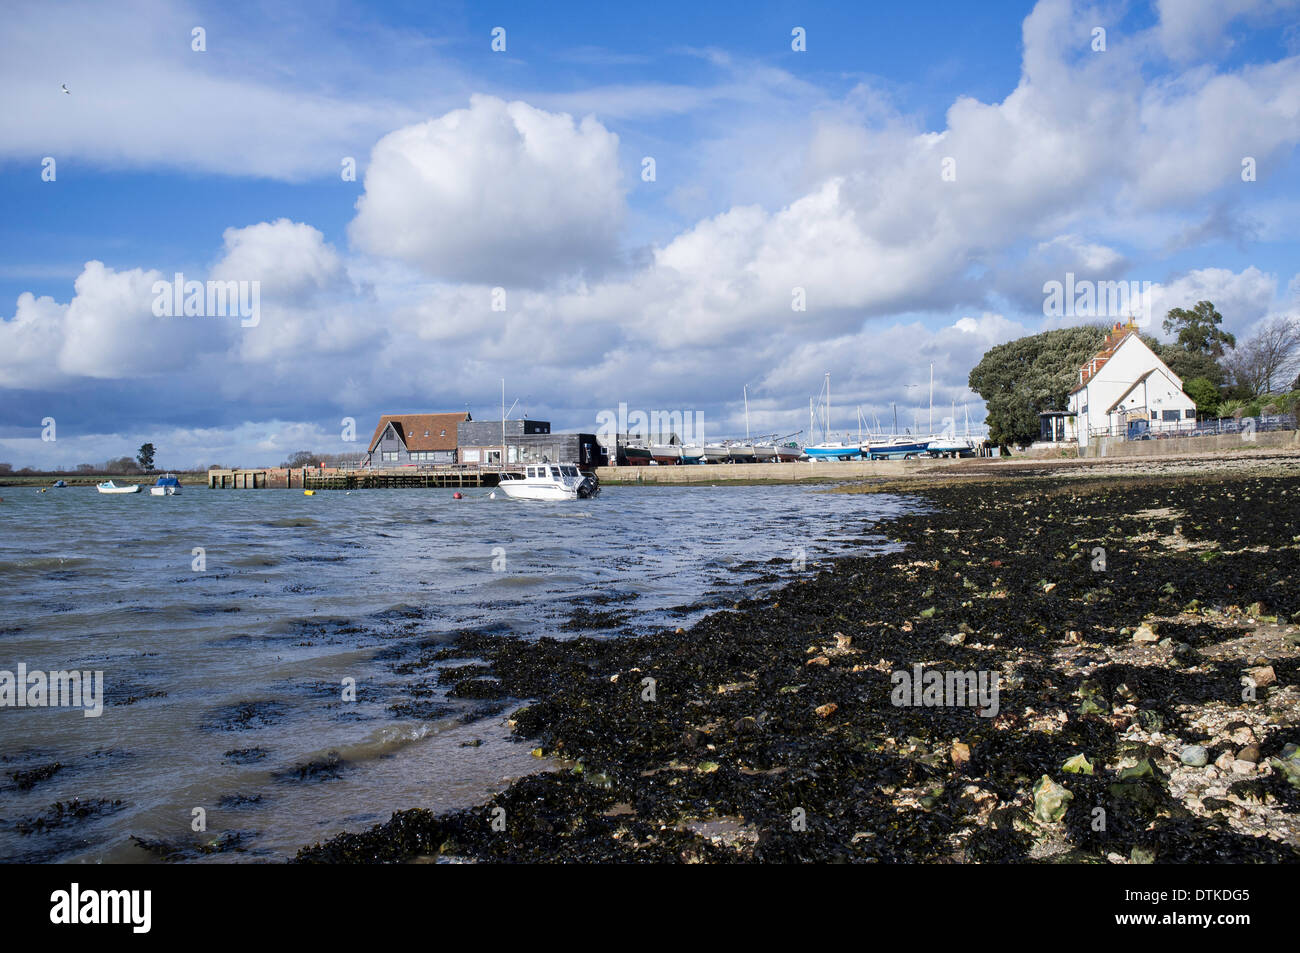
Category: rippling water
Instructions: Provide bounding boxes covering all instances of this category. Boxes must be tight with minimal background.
[0,483,909,862]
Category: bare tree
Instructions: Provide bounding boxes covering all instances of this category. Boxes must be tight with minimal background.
[1223,317,1300,396]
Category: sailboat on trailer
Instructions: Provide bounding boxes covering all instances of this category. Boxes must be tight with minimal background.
[802,373,863,460]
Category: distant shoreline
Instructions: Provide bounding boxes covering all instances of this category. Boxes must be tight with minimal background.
[0,472,208,488]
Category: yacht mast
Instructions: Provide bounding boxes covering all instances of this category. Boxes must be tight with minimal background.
[826,372,831,443]
[929,362,934,436]
[744,385,750,441]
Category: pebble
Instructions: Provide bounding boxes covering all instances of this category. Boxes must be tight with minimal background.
[1230,726,1257,745]
[1133,624,1159,643]
[1237,744,1261,763]
[1231,760,1255,775]
[1180,745,1209,767]
[1244,666,1276,688]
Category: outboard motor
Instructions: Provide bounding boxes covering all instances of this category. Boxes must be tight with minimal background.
[577,472,600,498]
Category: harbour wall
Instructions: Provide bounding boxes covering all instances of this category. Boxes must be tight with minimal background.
[595,458,959,484]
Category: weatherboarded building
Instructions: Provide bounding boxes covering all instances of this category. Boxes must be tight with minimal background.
[366,413,603,468]
[457,419,603,468]
[366,412,470,466]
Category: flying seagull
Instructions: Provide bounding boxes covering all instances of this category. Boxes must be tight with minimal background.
[61,84,70,94]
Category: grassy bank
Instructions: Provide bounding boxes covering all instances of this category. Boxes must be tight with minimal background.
[297,466,1300,863]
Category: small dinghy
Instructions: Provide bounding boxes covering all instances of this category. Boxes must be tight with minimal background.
[96,480,141,494]
[150,474,182,496]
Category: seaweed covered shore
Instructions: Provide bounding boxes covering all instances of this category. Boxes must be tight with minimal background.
[298,469,1300,863]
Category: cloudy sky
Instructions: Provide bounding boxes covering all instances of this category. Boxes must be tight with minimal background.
[2,0,1298,468]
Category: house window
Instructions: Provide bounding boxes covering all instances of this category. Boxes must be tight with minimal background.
[463,449,480,463]
[1162,410,1179,422]
[440,429,446,437]
[1185,409,1195,419]
[382,451,398,462]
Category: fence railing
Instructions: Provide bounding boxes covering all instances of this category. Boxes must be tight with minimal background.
[1088,414,1297,442]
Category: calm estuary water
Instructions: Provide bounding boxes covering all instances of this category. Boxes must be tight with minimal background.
[0,483,908,862]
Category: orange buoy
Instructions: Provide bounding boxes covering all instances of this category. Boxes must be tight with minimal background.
[452,492,463,500]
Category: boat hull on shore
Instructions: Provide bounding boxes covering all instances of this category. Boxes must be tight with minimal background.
[867,438,931,459]
[804,443,863,461]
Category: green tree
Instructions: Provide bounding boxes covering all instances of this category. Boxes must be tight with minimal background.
[1183,377,1220,415]
[1157,346,1225,387]
[1162,301,1235,357]
[968,325,1107,447]
[136,443,156,471]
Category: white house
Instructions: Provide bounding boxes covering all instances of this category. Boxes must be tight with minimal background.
[1067,321,1197,444]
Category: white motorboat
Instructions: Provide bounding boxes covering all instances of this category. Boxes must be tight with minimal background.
[149,474,183,496]
[96,480,141,494]
[497,464,599,501]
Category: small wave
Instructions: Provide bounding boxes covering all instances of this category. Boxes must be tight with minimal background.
[0,556,92,575]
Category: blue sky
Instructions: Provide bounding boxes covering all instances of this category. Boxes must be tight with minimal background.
[2,0,1299,468]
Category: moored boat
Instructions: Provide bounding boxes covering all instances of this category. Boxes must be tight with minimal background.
[497,464,598,501]
[96,480,141,494]
[150,474,182,496]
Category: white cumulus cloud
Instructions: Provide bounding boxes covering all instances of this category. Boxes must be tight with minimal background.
[349,96,626,285]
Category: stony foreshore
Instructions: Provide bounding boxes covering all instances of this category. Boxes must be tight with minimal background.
[298,461,1300,863]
